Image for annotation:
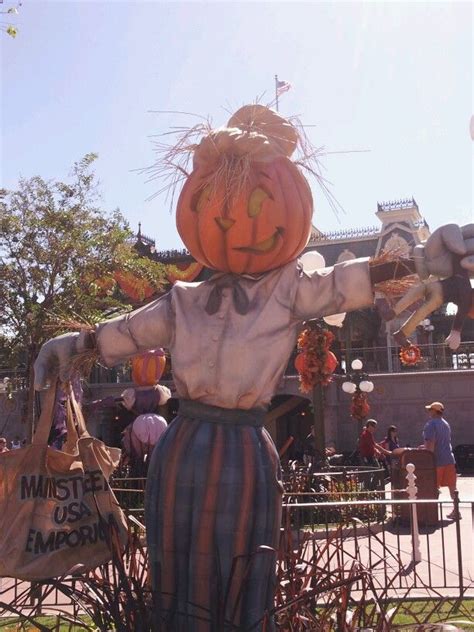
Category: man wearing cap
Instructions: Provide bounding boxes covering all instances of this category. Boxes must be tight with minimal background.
[423,402,459,520]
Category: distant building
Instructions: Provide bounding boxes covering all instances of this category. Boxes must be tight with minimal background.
[305,198,429,263]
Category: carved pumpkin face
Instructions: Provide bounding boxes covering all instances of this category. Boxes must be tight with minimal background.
[176,156,313,274]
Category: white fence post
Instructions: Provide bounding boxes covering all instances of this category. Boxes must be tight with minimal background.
[406,462,422,563]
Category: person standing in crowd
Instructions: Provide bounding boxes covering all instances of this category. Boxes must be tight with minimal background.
[380,425,400,474]
[384,425,400,452]
[380,426,400,474]
[0,438,8,453]
[422,402,460,520]
[358,419,391,466]
[10,436,21,450]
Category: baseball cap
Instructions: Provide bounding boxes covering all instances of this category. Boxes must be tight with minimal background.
[425,401,444,412]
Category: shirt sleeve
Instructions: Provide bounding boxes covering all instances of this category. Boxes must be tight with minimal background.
[423,420,435,442]
[95,292,174,367]
[293,258,374,321]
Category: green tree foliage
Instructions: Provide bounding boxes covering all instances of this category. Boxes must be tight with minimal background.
[0,153,165,362]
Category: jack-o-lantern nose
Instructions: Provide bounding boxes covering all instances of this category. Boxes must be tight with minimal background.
[215,217,236,232]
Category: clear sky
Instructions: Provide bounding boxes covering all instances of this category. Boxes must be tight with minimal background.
[1,1,472,249]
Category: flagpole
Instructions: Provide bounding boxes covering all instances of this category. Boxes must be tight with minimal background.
[274,74,279,112]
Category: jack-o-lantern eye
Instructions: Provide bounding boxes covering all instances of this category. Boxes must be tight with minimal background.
[191,185,211,213]
[248,187,271,217]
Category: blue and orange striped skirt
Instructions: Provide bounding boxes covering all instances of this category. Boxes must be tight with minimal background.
[145,400,283,631]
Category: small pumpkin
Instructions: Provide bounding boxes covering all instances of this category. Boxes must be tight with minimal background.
[176,105,313,275]
[131,349,166,386]
[294,352,307,375]
[323,351,338,374]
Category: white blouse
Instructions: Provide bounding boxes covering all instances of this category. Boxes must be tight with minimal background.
[96,258,373,409]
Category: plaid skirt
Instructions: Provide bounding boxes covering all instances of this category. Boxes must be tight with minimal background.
[145,400,283,631]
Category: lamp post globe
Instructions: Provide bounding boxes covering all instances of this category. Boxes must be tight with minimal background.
[359,380,374,393]
[342,381,357,394]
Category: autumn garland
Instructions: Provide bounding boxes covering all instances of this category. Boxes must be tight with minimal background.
[350,391,370,421]
[295,325,338,393]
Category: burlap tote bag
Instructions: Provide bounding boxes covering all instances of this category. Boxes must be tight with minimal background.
[0,382,128,580]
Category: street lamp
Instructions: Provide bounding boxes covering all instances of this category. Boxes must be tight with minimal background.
[341,359,374,425]
[419,318,435,366]
[341,359,374,394]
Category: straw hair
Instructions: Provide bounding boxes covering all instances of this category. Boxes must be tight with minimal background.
[143,101,347,219]
[370,247,418,298]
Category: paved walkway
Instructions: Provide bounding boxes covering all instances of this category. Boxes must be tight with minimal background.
[299,475,474,600]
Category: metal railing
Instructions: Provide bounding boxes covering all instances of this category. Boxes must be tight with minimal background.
[339,341,474,374]
[2,343,474,391]
[282,495,472,598]
[108,475,472,598]
[82,341,474,385]
[1,490,471,621]
[284,341,474,376]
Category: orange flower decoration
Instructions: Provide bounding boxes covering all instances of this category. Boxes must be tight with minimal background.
[399,344,422,366]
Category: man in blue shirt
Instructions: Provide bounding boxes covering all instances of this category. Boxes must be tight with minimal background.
[423,401,459,520]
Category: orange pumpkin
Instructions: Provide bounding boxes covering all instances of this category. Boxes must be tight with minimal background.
[131,349,166,386]
[176,105,313,275]
[323,351,338,374]
[294,352,307,374]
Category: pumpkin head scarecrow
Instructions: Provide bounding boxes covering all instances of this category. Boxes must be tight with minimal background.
[33,104,474,630]
[176,104,313,274]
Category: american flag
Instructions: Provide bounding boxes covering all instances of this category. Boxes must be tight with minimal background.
[276,79,291,96]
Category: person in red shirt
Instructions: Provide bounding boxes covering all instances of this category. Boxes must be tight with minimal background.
[358,419,391,466]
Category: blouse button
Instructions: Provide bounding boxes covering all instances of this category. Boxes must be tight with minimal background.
[218,313,225,319]
[209,361,215,368]
[212,335,219,342]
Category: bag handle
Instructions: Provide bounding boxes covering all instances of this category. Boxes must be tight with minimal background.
[65,382,90,439]
[32,381,59,445]
[63,395,80,453]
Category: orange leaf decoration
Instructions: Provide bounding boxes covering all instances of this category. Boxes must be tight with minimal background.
[295,325,338,393]
[350,391,370,421]
[115,270,155,302]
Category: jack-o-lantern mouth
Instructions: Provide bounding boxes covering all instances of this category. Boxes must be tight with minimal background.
[234,227,285,254]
